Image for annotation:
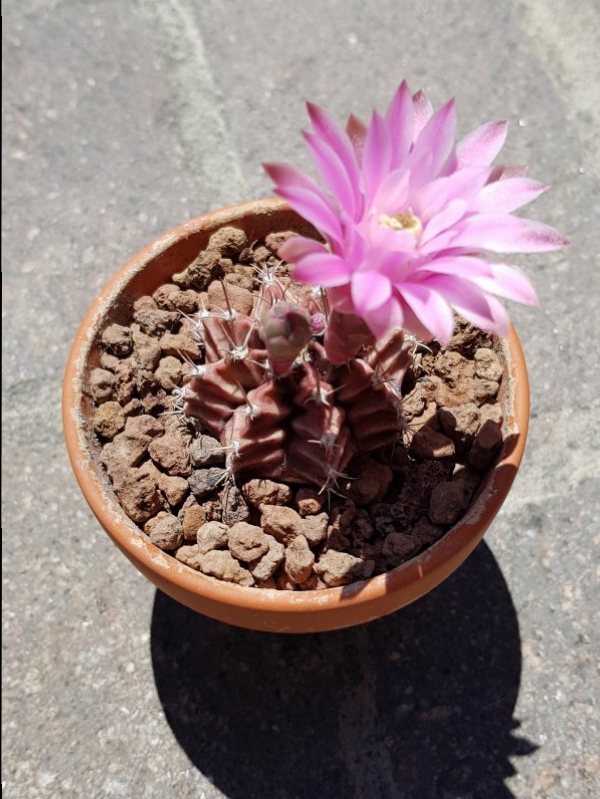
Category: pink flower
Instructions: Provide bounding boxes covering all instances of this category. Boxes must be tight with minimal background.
[264,81,568,343]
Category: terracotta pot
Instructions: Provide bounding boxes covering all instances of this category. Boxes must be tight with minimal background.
[63,199,530,633]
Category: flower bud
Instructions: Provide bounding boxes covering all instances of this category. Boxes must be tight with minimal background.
[261,302,312,375]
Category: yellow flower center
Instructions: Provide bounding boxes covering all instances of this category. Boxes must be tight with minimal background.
[379,209,422,237]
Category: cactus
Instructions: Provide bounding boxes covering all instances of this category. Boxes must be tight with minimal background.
[182,263,413,493]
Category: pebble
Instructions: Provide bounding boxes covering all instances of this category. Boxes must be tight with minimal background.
[144,512,183,550]
[188,468,228,500]
[301,513,329,547]
[261,505,304,543]
[101,433,149,476]
[474,348,503,382]
[207,281,254,316]
[438,403,481,452]
[132,326,161,371]
[228,522,270,562]
[190,434,225,467]
[181,505,207,541]
[175,544,202,568]
[250,535,285,581]
[428,482,467,525]
[242,479,293,508]
[196,521,229,554]
[148,428,192,476]
[479,403,504,427]
[198,550,254,586]
[101,324,133,357]
[114,468,164,524]
[471,378,500,406]
[155,356,184,391]
[284,535,315,584]
[125,414,165,441]
[153,284,199,313]
[92,401,125,439]
[159,325,201,361]
[346,459,393,505]
[173,248,222,290]
[295,487,325,516]
[89,368,116,403]
[264,231,297,254]
[314,550,374,587]
[434,350,475,386]
[220,484,251,525]
[113,359,136,404]
[410,427,456,460]
[410,516,444,546]
[134,303,179,336]
[469,420,503,470]
[382,532,419,564]
[156,472,188,507]
[100,352,120,372]
[209,226,248,257]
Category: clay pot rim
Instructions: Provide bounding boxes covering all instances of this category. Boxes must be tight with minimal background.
[63,199,529,629]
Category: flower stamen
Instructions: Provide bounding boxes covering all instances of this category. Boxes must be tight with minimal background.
[379,209,422,237]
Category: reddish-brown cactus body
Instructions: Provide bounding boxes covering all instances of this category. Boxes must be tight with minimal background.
[183,275,412,491]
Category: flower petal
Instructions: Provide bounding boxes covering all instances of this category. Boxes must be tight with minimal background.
[279,236,328,264]
[424,274,510,336]
[456,121,508,167]
[351,270,393,314]
[397,299,437,342]
[303,131,360,217]
[411,98,457,179]
[397,283,455,344]
[413,167,490,220]
[363,296,405,338]
[385,80,414,169]
[263,162,324,194]
[412,255,494,279]
[274,186,344,246]
[489,165,528,182]
[306,102,361,203]
[418,256,538,306]
[473,178,548,213]
[328,285,355,314]
[412,89,434,139]
[467,263,539,306]
[366,221,418,254]
[422,199,468,244]
[345,113,368,165]
[292,252,352,287]
[451,214,569,253]
[372,167,410,215]
[263,163,343,244]
[362,111,392,196]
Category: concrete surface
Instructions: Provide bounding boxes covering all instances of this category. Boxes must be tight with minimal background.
[2,0,599,797]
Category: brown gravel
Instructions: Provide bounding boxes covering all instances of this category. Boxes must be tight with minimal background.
[92,401,125,439]
[228,522,270,562]
[181,505,207,542]
[91,231,507,591]
[284,535,315,585]
[242,479,293,509]
[196,521,229,554]
[144,512,183,550]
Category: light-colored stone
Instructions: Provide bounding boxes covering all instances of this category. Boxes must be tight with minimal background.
[196,521,229,554]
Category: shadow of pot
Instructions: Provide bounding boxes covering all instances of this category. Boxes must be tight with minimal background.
[63,199,530,633]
